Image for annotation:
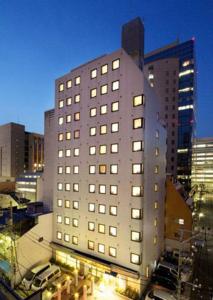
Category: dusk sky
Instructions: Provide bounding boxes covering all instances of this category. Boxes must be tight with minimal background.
[0,0,212,137]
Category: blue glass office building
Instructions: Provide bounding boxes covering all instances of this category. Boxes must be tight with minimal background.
[145,40,196,189]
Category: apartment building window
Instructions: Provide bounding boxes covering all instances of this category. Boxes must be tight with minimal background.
[72,236,78,245]
[111,101,119,112]
[66,132,71,140]
[100,104,107,115]
[88,240,95,250]
[91,68,97,79]
[74,148,80,157]
[111,143,118,153]
[132,186,143,197]
[89,146,96,155]
[110,164,118,174]
[131,231,141,242]
[58,100,64,108]
[64,217,70,225]
[66,80,72,89]
[154,166,159,174]
[155,148,159,156]
[98,243,105,254]
[112,80,119,91]
[109,247,117,257]
[153,236,157,245]
[73,165,79,174]
[74,94,80,103]
[154,218,157,227]
[109,226,117,237]
[132,140,143,152]
[65,149,71,157]
[133,118,144,129]
[99,164,107,174]
[75,76,80,85]
[99,204,106,214]
[111,122,119,133]
[58,150,63,158]
[72,218,78,227]
[90,88,97,98]
[101,64,108,75]
[89,184,95,193]
[58,117,64,125]
[110,206,117,216]
[101,84,108,95]
[90,127,97,136]
[100,125,107,135]
[65,200,70,208]
[133,95,144,107]
[57,199,62,207]
[65,183,71,191]
[57,183,63,191]
[73,201,79,210]
[178,218,184,225]
[57,166,63,174]
[74,112,80,121]
[99,184,106,194]
[132,163,143,174]
[88,203,95,212]
[155,130,159,138]
[131,208,142,219]
[90,107,97,117]
[110,185,118,195]
[98,224,105,234]
[59,83,64,92]
[66,97,72,106]
[65,233,70,242]
[66,115,71,123]
[73,183,79,192]
[74,130,80,139]
[99,144,107,154]
[88,222,95,231]
[58,133,63,141]
[89,165,96,174]
[57,231,62,240]
[112,59,120,70]
[57,215,62,224]
[130,253,141,265]
[154,201,158,209]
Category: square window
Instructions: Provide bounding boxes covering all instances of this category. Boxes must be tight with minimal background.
[111,101,119,112]
[66,115,71,123]
[110,185,118,195]
[57,215,62,223]
[132,141,143,152]
[112,59,120,70]
[66,80,72,89]
[66,97,72,106]
[100,125,107,135]
[111,143,118,153]
[89,184,96,193]
[65,200,70,208]
[57,231,62,240]
[57,183,63,191]
[109,247,117,257]
[131,231,141,242]
[109,206,117,216]
[89,146,96,155]
[58,117,64,125]
[90,88,97,98]
[72,218,78,227]
[90,107,97,117]
[88,222,95,231]
[110,164,118,174]
[74,94,80,103]
[99,164,107,174]
[73,201,79,210]
[91,68,97,79]
[59,83,64,92]
[73,165,79,174]
[75,76,80,85]
[65,183,71,191]
[58,133,63,141]
[57,199,62,207]
[131,208,141,219]
[111,122,119,133]
[74,148,80,157]
[89,165,96,174]
[101,64,108,75]
[130,253,141,265]
[98,224,105,234]
[66,132,71,140]
[133,95,144,106]
[154,183,158,192]
[88,203,95,212]
[98,243,105,253]
[65,149,71,157]
[99,204,106,214]
[132,163,143,174]
[72,236,78,245]
[65,166,71,174]
[101,84,108,95]
[100,104,107,115]
[99,184,106,194]
[58,100,64,108]
[99,144,107,154]
[109,226,117,236]
[88,240,95,250]
[58,166,63,174]
[65,217,70,225]
[74,130,80,139]
[64,233,69,242]
[133,118,144,129]
[74,112,80,121]
[58,150,63,158]
[132,186,142,197]
[90,127,96,136]
[112,80,119,91]
[178,218,184,225]
[154,201,158,209]
[73,183,79,192]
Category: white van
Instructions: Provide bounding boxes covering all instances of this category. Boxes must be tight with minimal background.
[31,265,61,291]
[22,262,51,290]
[145,288,177,300]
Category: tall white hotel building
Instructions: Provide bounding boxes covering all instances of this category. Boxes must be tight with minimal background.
[47,18,166,294]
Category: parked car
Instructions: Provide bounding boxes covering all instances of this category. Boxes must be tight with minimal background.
[22,262,51,290]
[151,273,178,291]
[153,268,178,285]
[31,265,61,291]
[145,287,177,300]
[157,261,178,279]
[46,274,69,296]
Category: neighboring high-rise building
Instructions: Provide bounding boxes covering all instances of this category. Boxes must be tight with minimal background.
[49,18,166,295]
[191,138,213,201]
[144,40,196,189]
[0,122,44,178]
